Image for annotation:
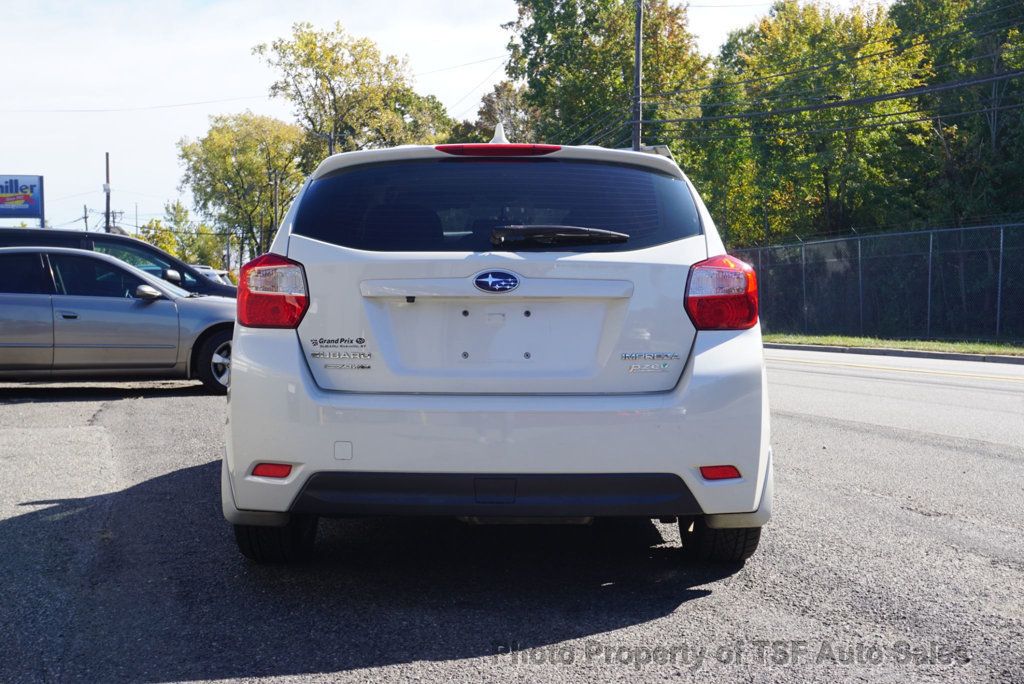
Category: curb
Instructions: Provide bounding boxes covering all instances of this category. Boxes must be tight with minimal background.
[763,342,1024,366]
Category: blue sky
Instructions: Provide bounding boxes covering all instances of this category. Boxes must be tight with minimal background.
[1,0,867,230]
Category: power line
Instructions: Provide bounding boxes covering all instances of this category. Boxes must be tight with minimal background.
[450,63,507,119]
[51,216,87,228]
[646,4,1023,99]
[415,55,506,76]
[46,190,100,203]
[0,95,268,114]
[547,96,627,140]
[554,100,632,144]
[688,2,771,7]
[639,70,1024,125]
[118,222,237,238]
[651,44,1016,113]
[537,5,1021,146]
[586,118,631,146]
[652,100,1024,143]
[0,55,511,114]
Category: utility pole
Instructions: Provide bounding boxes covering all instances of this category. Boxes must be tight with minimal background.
[224,229,231,271]
[104,152,111,233]
[273,172,280,228]
[271,170,280,254]
[631,0,643,151]
[39,176,46,228]
[83,205,89,232]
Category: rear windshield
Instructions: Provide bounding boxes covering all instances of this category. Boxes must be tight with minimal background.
[292,159,702,252]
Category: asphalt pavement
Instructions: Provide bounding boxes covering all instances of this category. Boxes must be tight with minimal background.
[0,349,1021,683]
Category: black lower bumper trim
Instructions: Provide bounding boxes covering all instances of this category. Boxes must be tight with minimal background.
[290,472,703,518]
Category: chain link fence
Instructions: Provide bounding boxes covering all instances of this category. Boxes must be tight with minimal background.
[732,224,1023,341]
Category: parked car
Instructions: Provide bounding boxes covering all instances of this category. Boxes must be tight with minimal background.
[0,228,236,297]
[192,264,234,286]
[223,141,771,563]
[0,246,235,393]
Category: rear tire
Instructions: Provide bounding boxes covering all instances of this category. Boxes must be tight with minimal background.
[679,517,761,564]
[233,515,319,563]
[196,328,232,394]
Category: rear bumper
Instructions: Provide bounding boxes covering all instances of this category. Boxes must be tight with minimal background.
[290,472,702,518]
[224,326,771,523]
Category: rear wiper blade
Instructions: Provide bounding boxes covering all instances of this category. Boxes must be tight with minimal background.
[491,224,629,247]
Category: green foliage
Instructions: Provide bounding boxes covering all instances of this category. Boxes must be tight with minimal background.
[255,22,454,167]
[506,0,709,146]
[504,0,1022,246]
[165,200,224,266]
[686,0,930,244]
[887,0,1024,230]
[178,112,305,256]
[136,201,227,266]
[138,218,178,256]
[762,333,1024,356]
[445,80,542,143]
[170,4,1023,258]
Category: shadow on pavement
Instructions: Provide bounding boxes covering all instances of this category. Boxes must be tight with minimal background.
[0,461,739,682]
[0,382,209,404]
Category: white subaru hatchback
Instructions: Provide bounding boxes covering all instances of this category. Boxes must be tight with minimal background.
[223,140,771,564]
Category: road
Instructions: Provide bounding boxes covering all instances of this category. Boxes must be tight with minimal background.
[0,349,1021,683]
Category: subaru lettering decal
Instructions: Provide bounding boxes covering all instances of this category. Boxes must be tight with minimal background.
[474,270,520,293]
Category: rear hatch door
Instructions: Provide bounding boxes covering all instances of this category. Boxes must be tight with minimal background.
[288,152,707,394]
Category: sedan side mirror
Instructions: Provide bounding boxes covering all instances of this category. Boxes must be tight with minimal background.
[162,268,182,284]
[135,284,163,301]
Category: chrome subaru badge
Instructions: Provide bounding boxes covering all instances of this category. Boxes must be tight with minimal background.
[474,270,520,293]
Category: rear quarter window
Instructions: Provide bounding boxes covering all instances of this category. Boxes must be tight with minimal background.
[292,159,702,252]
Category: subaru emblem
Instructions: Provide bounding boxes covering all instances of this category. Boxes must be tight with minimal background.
[474,270,520,293]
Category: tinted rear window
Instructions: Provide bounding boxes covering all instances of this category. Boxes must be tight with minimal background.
[293,159,702,252]
[0,253,50,294]
[0,231,83,249]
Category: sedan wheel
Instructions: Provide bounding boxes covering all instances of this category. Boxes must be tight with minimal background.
[211,340,232,388]
[197,329,234,394]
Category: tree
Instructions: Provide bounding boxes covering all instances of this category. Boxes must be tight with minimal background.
[137,202,223,265]
[161,200,224,266]
[255,22,453,167]
[688,0,928,243]
[446,119,490,143]
[477,81,542,142]
[444,81,541,143]
[138,218,178,256]
[890,0,1024,227]
[506,0,709,149]
[178,113,305,256]
[694,30,762,246]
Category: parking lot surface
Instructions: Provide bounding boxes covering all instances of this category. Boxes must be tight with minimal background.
[1,349,1022,683]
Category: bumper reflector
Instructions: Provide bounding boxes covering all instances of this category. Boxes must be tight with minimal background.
[253,463,292,478]
[700,465,741,480]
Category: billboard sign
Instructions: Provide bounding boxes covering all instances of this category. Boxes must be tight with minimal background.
[0,175,45,222]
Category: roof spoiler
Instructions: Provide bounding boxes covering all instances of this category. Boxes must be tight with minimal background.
[618,144,675,161]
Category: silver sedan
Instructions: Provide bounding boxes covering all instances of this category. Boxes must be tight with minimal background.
[0,246,236,393]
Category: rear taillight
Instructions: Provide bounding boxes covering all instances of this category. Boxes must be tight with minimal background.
[684,254,758,330]
[434,143,561,156]
[238,253,309,328]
